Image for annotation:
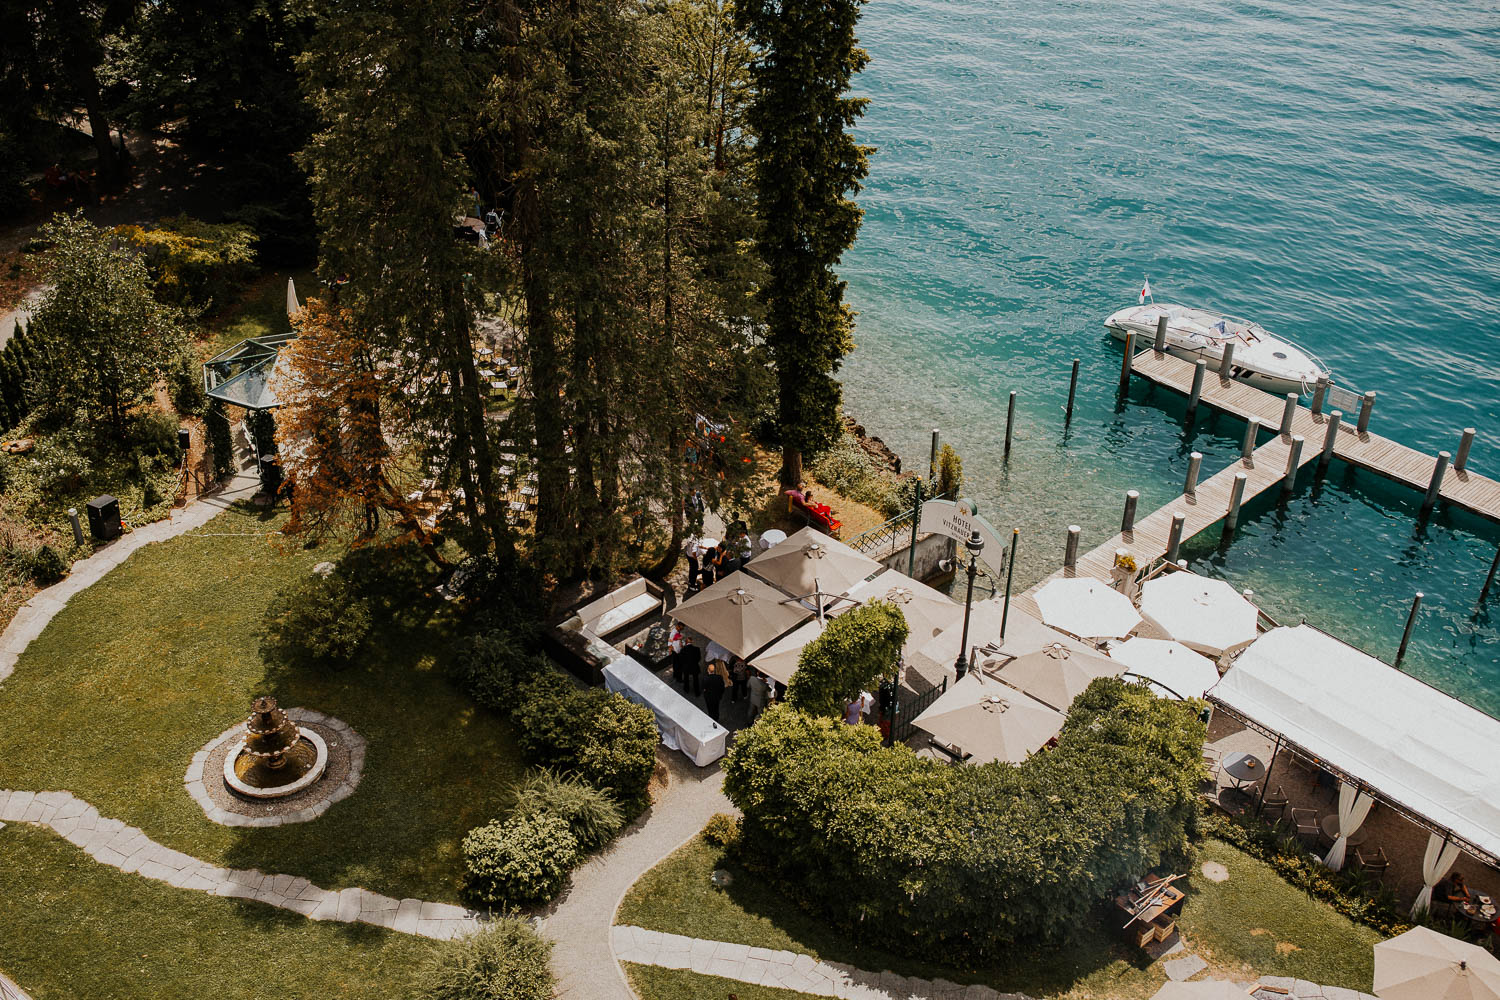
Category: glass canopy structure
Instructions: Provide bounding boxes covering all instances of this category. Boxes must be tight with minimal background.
[202,331,296,411]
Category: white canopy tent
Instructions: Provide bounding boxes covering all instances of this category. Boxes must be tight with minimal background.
[1210,624,1500,900]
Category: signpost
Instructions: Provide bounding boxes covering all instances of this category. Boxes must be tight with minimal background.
[918,498,1006,572]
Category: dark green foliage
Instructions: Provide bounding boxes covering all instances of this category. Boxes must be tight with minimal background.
[461,812,579,908]
[411,916,555,1000]
[701,812,741,848]
[724,681,1204,961]
[510,770,624,854]
[334,540,438,615]
[247,408,276,457]
[511,677,606,764]
[168,360,207,416]
[6,544,68,585]
[448,552,543,637]
[206,400,233,479]
[935,443,962,498]
[737,0,872,484]
[577,697,659,820]
[786,600,907,717]
[446,630,549,713]
[129,411,182,460]
[259,573,372,670]
[0,453,11,492]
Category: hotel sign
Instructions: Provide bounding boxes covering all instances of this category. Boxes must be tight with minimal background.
[919,498,1006,563]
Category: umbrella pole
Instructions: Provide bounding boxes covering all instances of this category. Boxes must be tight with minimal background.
[999,528,1020,640]
[1254,735,1283,817]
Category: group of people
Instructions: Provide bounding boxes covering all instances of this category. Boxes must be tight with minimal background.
[668,627,780,725]
[683,528,754,592]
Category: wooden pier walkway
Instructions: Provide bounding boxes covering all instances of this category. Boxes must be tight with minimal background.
[1012,348,1500,618]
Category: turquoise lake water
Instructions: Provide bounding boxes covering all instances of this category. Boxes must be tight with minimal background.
[839,0,1500,710]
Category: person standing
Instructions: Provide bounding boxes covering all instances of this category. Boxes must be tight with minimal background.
[684,537,702,593]
[668,627,686,686]
[699,544,718,589]
[702,659,727,723]
[729,657,750,703]
[676,635,702,695]
[713,542,735,580]
[748,670,770,719]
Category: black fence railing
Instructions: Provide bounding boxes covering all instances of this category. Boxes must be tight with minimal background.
[890,677,948,744]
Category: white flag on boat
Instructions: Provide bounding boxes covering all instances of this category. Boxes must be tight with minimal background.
[1139,278,1153,304]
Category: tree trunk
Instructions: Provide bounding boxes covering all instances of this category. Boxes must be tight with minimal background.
[781,447,803,490]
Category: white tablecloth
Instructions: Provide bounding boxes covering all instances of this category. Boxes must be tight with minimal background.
[603,658,728,767]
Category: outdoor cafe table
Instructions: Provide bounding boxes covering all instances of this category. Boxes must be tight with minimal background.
[1222,752,1266,790]
[1459,894,1497,930]
[1318,813,1368,849]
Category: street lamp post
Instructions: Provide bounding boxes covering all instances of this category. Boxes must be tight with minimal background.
[954,528,984,680]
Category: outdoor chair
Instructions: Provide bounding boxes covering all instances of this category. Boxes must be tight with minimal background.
[1260,784,1290,820]
[1354,846,1388,879]
[1200,748,1223,794]
[1290,808,1320,847]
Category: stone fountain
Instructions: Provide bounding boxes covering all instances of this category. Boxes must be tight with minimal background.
[223,696,329,799]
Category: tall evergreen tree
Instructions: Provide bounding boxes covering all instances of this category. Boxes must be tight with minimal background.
[736,0,871,487]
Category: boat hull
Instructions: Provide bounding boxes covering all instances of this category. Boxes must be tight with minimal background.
[1106,325,1313,396]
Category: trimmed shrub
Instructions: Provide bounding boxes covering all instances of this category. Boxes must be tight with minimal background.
[935,442,962,498]
[115,215,257,308]
[411,915,554,1000]
[702,812,741,848]
[168,360,207,416]
[578,697,658,821]
[259,574,372,670]
[6,544,68,585]
[724,680,1204,961]
[510,770,624,853]
[462,813,579,908]
[786,600,908,718]
[510,677,604,763]
[130,410,183,459]
[448,630,550,712]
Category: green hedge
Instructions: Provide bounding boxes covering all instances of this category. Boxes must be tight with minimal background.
[787,600,908,718]
[462,812,579,908]
[724,679,1204,960]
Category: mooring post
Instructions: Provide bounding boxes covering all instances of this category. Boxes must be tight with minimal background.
[1005,391,1016,457]
[1225,472,1248,532]
[1319,410,1343,467]
[1065,359,1080,425]
[1219,343,1235,382]
[1423,451,1451,511]
[1241,417,1261,462]
[1395,592,1424,668]
[1154,314,1168,352]
[1311,377,1328,417]
[1184,451,1203,497]
[1064,525,1080,569]
[1279,392,1298,438]
[1187,359,1207,416]
[1456,428,1476,473]
[1357,391,1376,435]
[67,508,84,547]
[1482,546,1500,603]
[1119,331,1136,392]
[929,428,940,481]
[1165,512,1186,563]
[1282,435,1305,496]
[1122,490,1139,533]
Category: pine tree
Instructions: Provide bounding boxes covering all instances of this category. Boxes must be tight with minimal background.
[737,0,872,487]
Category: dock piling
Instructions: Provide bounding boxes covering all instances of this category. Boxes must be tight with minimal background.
[1119,331,1135,392]
[1184,451,1203,497]
[1154,315,1168,352]
[1065,359,1079,425]
[1165,512,1186,563]
[1357,391,1376,435]
[1319,410,1342,467]
[1482,546,1500,602]
[1282,435,1304,496]
[1456,428,1476,473]
[1005,391,1016,457]
[1187,359,1207,416]
[929,429,940,481]
[1064,525,1080,569]
[1312,377,1328,417]
[1219,343,1235,382]
[1395,592,1424,669]
[1122,490,1139,533]
[1422,451,1450,511]
[1279,393,1298,438]
[1241,417,1261,462]
[1225,472,1248,532]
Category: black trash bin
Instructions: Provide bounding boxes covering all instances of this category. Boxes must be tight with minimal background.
[86,495,122,541]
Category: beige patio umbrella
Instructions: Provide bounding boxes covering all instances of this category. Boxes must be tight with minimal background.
[746,525,881,598]
[911,673,1064,764]
[672,570,812,660]
[1374,925,1500,1000]
[1035,577,1142,640]
[850,570,964,647]
[1150,983,1253,1000]
[1139,572,1259,657]
[749,617,829,686]
[994,642,1124,712]
[916,598,1093,672]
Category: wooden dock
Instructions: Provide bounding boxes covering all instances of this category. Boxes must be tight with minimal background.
[1013,348,1500,617]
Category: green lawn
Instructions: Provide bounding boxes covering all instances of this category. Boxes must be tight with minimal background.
[617,835,1383,1000]
[0,823,441,1000]
[625,964,821,1000]
[0,504,525,903]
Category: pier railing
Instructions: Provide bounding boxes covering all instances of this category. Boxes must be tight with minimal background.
[846,507,916,558]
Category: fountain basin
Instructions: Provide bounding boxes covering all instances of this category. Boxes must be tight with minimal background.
[223,729,328,799]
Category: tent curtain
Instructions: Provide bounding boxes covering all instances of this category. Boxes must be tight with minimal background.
[1323,781,1375,871]
[1410,832,1463,919]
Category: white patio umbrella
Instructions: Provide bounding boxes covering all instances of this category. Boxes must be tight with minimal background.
[1150,983,1254,1000]
[746,525,881,597]
[995,643,1124,712]
[1139,572,1259,657]
[1374,925,1500,1000]
[911,673,1064,764]
[1110,637,1221,700]
[1034,577,1142,640]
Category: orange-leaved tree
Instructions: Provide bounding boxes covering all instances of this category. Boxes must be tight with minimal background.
[274,298,439,560]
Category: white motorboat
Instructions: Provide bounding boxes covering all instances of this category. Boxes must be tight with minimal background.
[1105,302,1333,397]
